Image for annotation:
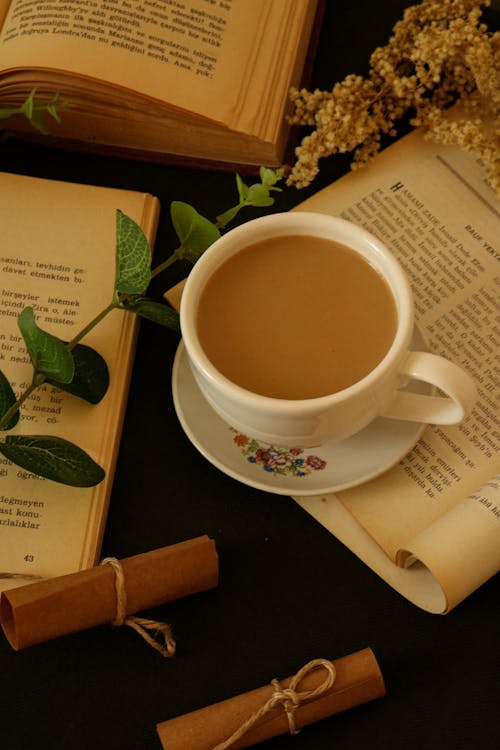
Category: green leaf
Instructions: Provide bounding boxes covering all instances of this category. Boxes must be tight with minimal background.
[19,89,51,133]
[0,435,105,487]
[259,167,275,186]
[32,111,50,134]
[46,93,65,123]
[246,183,275,207]
[47,105,62,123]
[235,173,248,202]
[115,210,152,294]
[0,106,21,120]
[259,166,285,187]
[171,201,220,261]
[121,296,181,332]
[20,89,35,120]
[0,371,19,430]
[47,343,109,404]
[18,307,75,383]
[215,204,243,229]
[27,109,49,135]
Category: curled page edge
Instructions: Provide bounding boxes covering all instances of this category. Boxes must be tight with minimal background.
[295,492,499,613]
[397,494,500,612]
[294,494,448,614]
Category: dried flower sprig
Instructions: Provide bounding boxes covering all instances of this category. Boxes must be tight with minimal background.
[287,0,500,193]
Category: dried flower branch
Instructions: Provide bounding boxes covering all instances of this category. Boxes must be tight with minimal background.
[287,0,500,193]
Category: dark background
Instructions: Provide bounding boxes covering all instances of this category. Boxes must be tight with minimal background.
[1,2,498,749]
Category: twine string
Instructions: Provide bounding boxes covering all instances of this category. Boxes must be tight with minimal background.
[212,658,336,750]
[101,556,176,658]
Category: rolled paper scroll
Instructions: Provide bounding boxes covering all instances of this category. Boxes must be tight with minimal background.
[156,647,385,750]
[0,535,218,650]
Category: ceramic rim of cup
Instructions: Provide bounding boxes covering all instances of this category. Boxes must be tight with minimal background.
[180,212,415,409]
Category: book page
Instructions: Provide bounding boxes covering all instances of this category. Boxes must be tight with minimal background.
[296,493,449,614]
[0,0,291,131]
[230,0,318,138]
[0,172,159,591]
[398,475,500,609]
[292,131,499,610]
[0,1,11,29]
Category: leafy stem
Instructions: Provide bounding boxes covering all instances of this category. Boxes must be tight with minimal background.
[0,379,40,432]
[66,301,118,351]
[215,168,284,229]
[0,88,68,134]
[0,167,285,487]
[149,247,184,280]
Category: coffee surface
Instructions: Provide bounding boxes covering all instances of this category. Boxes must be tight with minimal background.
[196,235,397,399]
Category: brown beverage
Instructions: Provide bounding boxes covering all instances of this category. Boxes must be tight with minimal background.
[196,235,398,399]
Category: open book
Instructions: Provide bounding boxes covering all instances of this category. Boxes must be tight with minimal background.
[0,172,159,592]
[0,0,319,169]
[292,131,500,613]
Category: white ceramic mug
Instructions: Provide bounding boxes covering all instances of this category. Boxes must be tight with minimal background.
[180,212,477,448]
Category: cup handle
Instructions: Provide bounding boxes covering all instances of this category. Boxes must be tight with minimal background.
[381,351,477,425]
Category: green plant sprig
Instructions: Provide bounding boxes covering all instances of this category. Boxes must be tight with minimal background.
[150,167,284,277]
[0,88,68,134]
[0,167,285,487]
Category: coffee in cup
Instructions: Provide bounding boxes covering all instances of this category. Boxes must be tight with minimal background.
[196,233,398,400]
[180,212,476,448]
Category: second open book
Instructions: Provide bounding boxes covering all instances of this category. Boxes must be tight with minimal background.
[0,172,159,592]
[293,131,499,613]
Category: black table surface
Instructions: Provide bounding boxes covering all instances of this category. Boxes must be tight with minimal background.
[1,2,499,749]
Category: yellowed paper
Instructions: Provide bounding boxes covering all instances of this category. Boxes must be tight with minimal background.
[0,172,159,591]
[0,0,254,123]
[293,130,500,612]
[0,0,316,153]
[0,0,10,30]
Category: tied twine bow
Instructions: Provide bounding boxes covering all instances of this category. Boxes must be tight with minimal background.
[212,658,336,750]
[101,557,176,658]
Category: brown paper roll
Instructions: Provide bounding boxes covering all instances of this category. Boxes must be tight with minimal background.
[0,535,218,650]
[156,647,385,750]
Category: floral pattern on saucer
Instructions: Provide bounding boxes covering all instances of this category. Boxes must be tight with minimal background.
[231,429,327,478]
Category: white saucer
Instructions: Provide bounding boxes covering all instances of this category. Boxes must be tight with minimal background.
[171,328,431,496]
